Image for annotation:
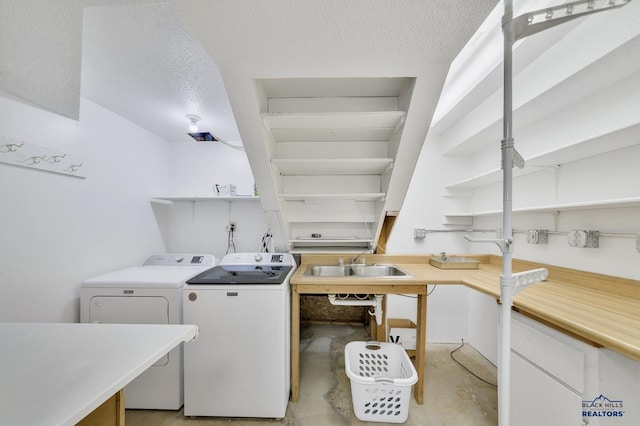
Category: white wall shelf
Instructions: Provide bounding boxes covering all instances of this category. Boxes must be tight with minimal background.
[445,127,640,190]
[152,196,260,203]
[289,238,373,250]
[262,111,405,131]
[271,158,393,175]
[445,196,640,218]
[279,193,385,202]
[289,246,372,254]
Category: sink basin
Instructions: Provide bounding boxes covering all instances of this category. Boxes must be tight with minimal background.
[350,264,408,277]
[305,265,352,277]
[304,264,410,277]
[429,257,479,270]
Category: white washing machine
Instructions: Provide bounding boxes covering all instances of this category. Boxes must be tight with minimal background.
[182,252,296,418]
[80,253,215,409]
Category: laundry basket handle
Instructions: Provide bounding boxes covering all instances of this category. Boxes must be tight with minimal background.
[374,377,394,384]
[365,341,382,350]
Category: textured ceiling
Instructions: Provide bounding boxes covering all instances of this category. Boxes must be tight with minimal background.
[1,0,497,143]
[168,0,497,211]
[81,2,240,142]
[0,0,83,119]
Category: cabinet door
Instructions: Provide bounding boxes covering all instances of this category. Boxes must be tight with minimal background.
[511,352,583,426]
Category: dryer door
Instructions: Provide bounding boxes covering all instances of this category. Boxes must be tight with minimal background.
[89,296,170,365]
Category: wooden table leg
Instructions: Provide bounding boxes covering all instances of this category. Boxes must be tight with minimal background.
[414,293,427,404]
[376,295,387,342]
[291,287,300,402]
[76,389,124,426]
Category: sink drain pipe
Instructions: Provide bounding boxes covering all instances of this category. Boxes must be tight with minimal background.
[327,294,384,325]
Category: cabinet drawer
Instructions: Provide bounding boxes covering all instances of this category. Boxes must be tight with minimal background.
[511,352,583,426]
[512,313,585,393]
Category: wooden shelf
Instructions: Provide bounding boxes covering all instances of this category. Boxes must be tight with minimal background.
[445,196,640,217]
[152,196,260,203]
[271,158,393,175]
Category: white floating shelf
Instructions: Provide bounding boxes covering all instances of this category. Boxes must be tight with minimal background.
[272,158,393,175]
[152,196,260,203]
[261,111,406,130]
[289,238,373,249]
[279,193,385,202]
[290,246,373,254]
[445,196,640,217]
[445,128,640,190]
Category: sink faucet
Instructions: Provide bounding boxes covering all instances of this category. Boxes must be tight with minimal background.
[440,251,448,261]
[349,250,370,265]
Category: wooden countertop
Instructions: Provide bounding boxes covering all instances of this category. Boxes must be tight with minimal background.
[291,254,640,362]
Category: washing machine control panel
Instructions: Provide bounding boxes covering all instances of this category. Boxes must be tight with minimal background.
[220,253,294,266]
[143,254,215,266]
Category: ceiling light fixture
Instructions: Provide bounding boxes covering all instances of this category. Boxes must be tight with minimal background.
[186,114,200,132]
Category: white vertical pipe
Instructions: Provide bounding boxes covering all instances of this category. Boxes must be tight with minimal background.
[501,0,515,425]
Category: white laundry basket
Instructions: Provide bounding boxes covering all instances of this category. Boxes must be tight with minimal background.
[344,341,418,423]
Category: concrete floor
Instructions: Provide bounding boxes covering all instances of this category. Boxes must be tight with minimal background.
[126,324,497,425]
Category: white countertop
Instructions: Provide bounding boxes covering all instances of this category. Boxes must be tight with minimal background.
[0,322,198,426]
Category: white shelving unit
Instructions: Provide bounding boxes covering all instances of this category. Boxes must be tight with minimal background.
[255,78,415,251]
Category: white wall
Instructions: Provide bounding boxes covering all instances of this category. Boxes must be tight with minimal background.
[0,95,170,322]
[160,200,270,259]
[159,141,270,259]
[168,140,255,197]
[383,133,474,343]
[471,144,640,280]
[386,133,472,256]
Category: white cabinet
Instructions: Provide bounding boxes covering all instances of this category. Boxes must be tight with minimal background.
[467,290,498,365]
[510,312,599,426]
[511,352,583,426]
[595,349,640,426]
[509,312,640,426]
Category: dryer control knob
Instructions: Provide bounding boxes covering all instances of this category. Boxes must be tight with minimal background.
[175,256,184,263]
[254,253,263,262]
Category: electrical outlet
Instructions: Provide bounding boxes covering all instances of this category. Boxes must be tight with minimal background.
[413,228,427,239]
[226,222,236,232]
[526,229,548,244]
[568,230,599,248]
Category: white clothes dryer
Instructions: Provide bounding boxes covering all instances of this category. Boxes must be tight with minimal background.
[80,253,215,409]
